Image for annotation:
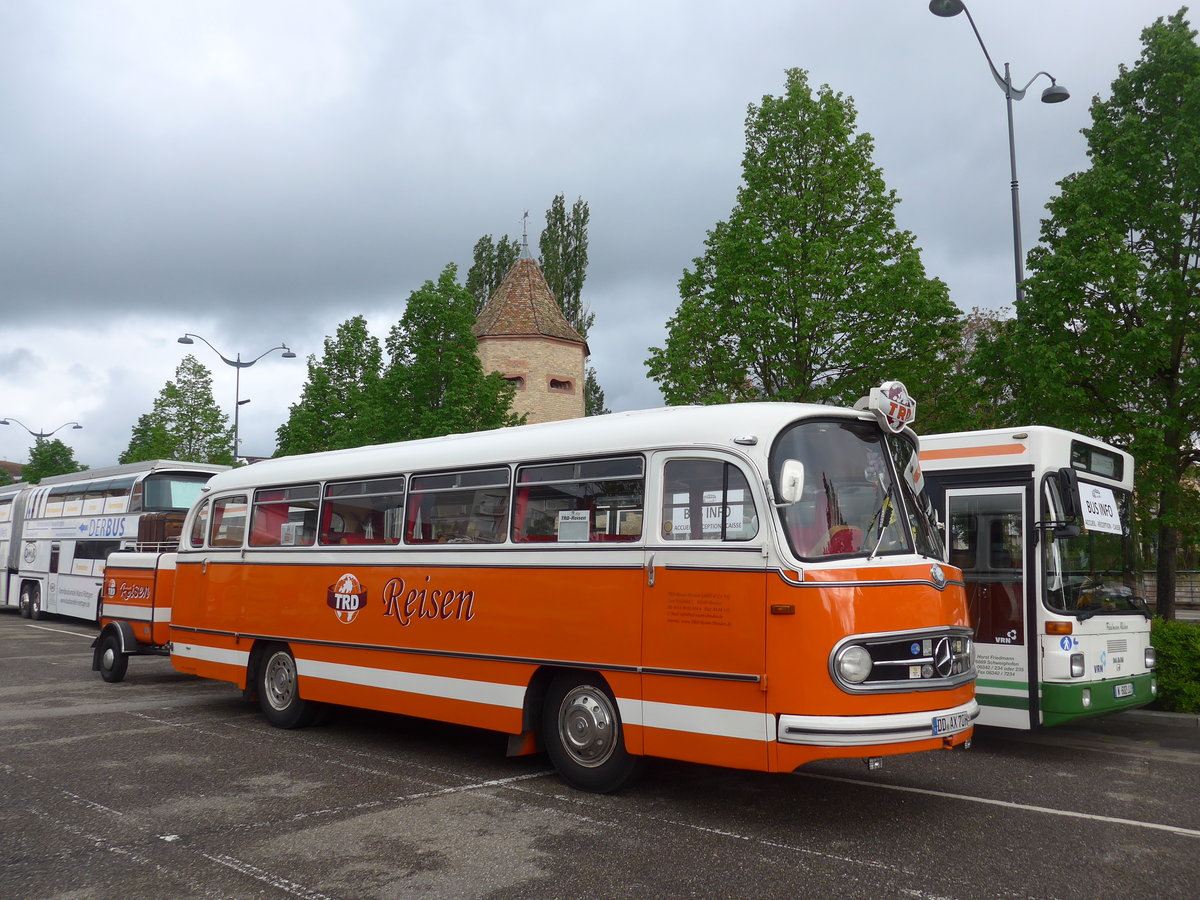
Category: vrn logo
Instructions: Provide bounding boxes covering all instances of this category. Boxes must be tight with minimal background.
[326,573,368,625]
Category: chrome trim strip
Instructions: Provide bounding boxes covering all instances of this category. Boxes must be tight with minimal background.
[779,699,979,747]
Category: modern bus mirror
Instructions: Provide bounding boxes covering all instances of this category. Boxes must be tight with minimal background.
[1056,467,1082,518]
[777,460,805,504]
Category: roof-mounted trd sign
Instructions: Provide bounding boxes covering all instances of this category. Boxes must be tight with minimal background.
[857,380,916,433]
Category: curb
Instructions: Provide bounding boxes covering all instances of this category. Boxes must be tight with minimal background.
[1117,707,1200,728]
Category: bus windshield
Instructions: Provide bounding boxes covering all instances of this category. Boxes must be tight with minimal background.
[1042,481,1146,617]
[771,419,920,560]
[141,474,213,512]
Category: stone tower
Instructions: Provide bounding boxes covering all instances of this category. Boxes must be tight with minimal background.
[472,257,588,424]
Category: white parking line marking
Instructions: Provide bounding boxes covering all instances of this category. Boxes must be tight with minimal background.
[799,772,1200,839]
[25,624,96,639]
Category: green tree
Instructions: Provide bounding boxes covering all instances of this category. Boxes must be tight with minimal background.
[584,368,610,417]
[919,306,1016,434]
[21,438,86,483]
[1006,9,1200,619]
[276,315,384,455]
[539,194,609,416]
[539,195,594,338]
[466,233,521,315]
[120,355,233,465]
[379,264,524,440]
[646,68,960,409]
[121,413,177,463]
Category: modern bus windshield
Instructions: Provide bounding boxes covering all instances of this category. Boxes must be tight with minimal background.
[772,419,940,559]
[141,474,213,512]
[1043,479,1146,617]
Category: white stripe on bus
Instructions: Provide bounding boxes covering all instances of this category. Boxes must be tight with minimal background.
[298,658,774,742]
[296,658,527,710]
[168,642,790,745]
[101,603,152,622]
[171,643,251,667]
[624,699,775,742]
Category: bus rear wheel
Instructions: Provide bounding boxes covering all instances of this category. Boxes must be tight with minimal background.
[541,673,643,793]
[21,585,43,621]
[257,644,318,729]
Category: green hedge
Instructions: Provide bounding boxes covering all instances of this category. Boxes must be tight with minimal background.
[1150,618,1200,714]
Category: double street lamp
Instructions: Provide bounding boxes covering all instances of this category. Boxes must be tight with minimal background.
[177,333,296,460]
[929,0,1070,304]
[0,418,83,441]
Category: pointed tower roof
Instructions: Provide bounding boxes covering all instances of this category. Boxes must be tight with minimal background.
[472,257,589,353]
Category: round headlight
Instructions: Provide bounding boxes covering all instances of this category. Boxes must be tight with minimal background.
[836,644,872,684]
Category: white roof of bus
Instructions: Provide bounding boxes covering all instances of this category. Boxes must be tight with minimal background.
[35,459,229,486]
[207,402,882,493]
[919,425,1130,471]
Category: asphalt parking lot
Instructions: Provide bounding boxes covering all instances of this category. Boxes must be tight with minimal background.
[2,613,1198,900]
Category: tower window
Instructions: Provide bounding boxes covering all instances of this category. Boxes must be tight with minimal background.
[504,375,526,390]
[549,379,573,393]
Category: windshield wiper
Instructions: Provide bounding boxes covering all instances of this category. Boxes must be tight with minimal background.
[867,493,894,561]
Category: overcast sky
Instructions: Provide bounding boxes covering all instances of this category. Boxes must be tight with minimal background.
[0,0,1183,468]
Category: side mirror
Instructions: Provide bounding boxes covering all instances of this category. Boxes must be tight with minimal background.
[1057,467,1081,518]
[1053,524,1082,541]
[777,459,805,504]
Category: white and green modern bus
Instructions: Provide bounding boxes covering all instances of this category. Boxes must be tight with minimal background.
[920,427,1156,728]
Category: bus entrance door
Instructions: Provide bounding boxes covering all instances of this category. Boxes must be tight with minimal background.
[945,487,1032,728]
[641,454,770,771]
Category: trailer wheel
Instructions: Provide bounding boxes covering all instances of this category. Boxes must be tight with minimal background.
[257,644,318,729]
[96,632,129,684]
[541,673,643,793]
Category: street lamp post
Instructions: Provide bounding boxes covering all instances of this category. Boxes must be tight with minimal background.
[177,334,296,460]
[0,418,83,441]
[929,0,1070,305]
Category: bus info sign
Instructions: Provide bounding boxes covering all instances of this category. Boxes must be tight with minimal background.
[1079,484,1122,535]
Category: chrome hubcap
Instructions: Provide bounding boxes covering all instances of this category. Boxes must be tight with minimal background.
[264,653,296,711]
[558,686,617,768]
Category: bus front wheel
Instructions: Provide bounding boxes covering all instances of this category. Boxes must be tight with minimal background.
[257,644,318,729]
[541,673,643,793]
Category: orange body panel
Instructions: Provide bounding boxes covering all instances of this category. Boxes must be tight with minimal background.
[100,558,175,647]
[158,552,973,773]
[766,563,971,717]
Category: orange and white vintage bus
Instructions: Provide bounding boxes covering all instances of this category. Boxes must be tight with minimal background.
[96,385,976,791]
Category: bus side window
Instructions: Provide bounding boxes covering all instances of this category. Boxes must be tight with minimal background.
[190,501,210,548]
[209,496,248,547]
[513,457,644,543]
[249,485,319,547]
[661,459,759,542]
[404,469,510,545]
[320,477,406,546]
[103,477,136,514]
